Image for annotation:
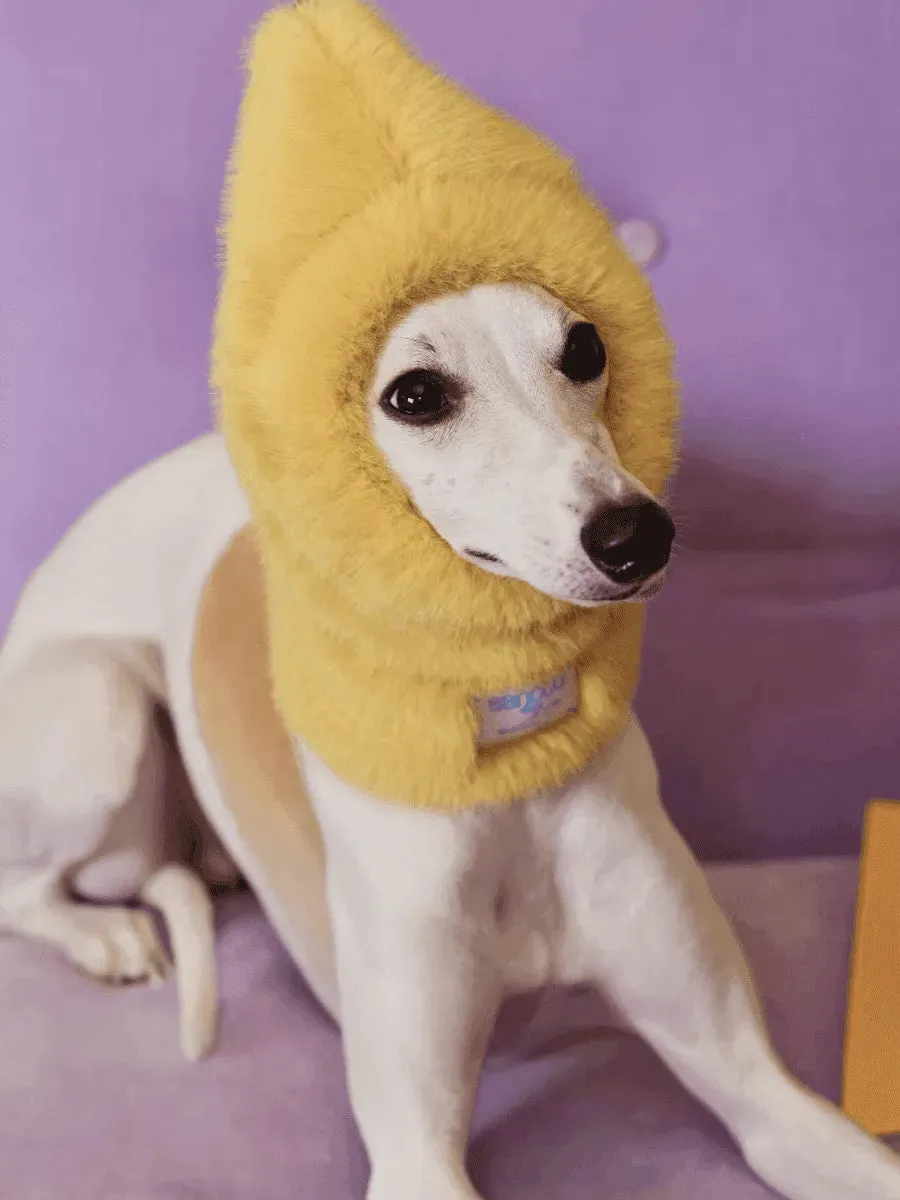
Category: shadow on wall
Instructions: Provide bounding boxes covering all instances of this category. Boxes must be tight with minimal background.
[671,449,900,561]
[638,448,900,862]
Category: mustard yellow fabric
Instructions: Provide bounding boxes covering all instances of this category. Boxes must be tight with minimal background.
[211,0,679,810]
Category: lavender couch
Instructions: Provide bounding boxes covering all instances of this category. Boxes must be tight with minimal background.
[2,1,899,1196]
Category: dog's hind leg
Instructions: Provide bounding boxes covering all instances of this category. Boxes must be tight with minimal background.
[0,644,170,985]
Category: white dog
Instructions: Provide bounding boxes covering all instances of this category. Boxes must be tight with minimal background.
[1,282,898,1200]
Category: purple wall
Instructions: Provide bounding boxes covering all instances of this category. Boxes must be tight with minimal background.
[2,0,899,858]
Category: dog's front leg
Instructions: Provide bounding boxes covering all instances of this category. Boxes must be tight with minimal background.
[304,753,501,1200]
[555,717,900,1200]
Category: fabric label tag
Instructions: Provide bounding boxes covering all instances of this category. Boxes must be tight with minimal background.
[475,666,579,747]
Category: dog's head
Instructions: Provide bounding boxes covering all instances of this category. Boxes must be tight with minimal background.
[369,282,675,607]
[214,1,680,632]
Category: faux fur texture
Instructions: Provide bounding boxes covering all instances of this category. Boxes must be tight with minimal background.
[211,0,679,810]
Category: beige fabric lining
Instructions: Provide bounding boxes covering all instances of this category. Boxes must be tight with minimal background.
[190,526,335,1008]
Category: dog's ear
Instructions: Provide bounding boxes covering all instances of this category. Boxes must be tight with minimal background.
[213,0,581,392]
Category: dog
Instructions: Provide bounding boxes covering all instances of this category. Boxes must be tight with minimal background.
[2,282,899,1199]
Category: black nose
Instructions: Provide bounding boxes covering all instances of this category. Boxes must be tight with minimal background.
[580,498,675,584]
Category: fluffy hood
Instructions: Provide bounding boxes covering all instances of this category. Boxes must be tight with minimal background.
[211,0,679,809]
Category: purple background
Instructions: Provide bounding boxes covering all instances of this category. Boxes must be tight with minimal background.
[2,0,899,858]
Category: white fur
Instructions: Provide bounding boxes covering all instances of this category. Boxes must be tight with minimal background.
[370,283,661,604]
[0,285,897,1197]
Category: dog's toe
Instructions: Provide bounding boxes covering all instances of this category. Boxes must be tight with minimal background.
[68,906,171,986]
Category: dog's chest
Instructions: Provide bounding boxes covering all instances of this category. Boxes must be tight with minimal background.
[481,801,568,993]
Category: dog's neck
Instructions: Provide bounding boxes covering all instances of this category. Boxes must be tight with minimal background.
[258,513,644,811]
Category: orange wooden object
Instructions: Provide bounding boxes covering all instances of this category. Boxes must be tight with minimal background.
[843,799,900,1135]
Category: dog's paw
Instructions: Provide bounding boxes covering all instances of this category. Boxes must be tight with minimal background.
[66,906,171,986]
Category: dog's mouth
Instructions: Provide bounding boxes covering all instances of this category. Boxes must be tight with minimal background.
[463,548,504,565]
[460,547,667,603]
[612,570,667,602]
[559,563,669,608]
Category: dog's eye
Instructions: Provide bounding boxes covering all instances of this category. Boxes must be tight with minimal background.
[381,370,453,424]
[559,322,607,383]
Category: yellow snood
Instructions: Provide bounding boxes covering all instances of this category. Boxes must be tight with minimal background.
[211,0,679,811]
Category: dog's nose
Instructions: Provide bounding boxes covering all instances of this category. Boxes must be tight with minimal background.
[580,499,675,584]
